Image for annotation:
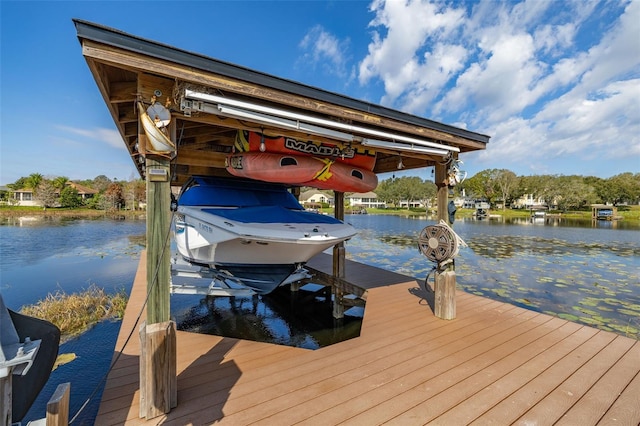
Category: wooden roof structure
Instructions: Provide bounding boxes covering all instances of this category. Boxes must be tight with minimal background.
[74,20,489,187]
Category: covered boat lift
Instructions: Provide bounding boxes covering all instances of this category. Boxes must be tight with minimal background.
[75,19,489,419]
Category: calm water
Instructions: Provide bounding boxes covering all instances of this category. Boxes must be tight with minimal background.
[345,214,640,337]
[0,216,146,424]
[1,214,639,423]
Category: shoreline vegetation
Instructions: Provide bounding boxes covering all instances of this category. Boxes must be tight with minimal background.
[20,285,128,343]
[0,206,145,218]
[1,205,639,220]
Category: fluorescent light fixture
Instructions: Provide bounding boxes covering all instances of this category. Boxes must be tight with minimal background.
[184,89,459,153]
[361,139,448,157]
[216,104,355,142]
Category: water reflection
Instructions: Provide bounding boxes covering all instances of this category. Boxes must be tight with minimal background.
[468,215,637,230]
[171,285,363,350]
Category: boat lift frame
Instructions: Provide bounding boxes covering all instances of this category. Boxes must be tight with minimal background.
[170,255,312,297]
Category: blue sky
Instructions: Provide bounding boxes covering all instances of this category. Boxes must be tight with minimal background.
[1,0,638,185]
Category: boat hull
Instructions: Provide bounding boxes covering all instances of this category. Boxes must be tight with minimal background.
[173,177,357,294]
[175,206,354,264]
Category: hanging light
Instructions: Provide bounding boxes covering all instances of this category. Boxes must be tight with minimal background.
[259,129,266,152]
[397,156,404,169]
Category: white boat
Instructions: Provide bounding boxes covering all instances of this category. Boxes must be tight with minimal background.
[531,211,546,221]
[173,176,357,294]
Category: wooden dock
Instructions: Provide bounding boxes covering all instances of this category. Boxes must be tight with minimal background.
[95,252,640,425]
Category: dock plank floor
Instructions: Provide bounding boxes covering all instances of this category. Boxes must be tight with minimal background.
[95,252,639,425]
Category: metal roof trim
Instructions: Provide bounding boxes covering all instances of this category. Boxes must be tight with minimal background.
[73,19,490,144]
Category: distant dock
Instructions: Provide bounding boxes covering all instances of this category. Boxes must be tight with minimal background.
[96,252,640,425]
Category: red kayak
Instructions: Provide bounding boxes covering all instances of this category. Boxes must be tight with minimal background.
[226,152,378,193]
[303,158,378,193]
[226,152,322,183]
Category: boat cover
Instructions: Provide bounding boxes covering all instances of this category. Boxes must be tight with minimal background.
[179,176,303,210]
[203,205,342,224]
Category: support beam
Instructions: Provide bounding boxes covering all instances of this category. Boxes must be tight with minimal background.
[434,160,457,319]
[332,191,346,319]
[434,270,456,320]
[139,88,177,416]
[435,161,449,225]
[145,155,172,324]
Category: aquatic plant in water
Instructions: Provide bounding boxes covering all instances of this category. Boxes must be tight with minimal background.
[20,284,128,341]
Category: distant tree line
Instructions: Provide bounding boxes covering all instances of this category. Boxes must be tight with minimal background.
[373,171,640,212]
[2,173,146,211]
[3,170,638,213]
[460,170,640,211]
[375,176,437,208]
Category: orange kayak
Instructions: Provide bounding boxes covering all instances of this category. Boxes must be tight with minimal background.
[235,130,377,171]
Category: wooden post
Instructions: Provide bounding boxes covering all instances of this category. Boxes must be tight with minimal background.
[434,269,456,319]
[140,92,177,418]
[1,370,11,426]
[434,160,457,319]
[435,161,449,225]
[145,156,172,324]
[332,244,346,319]
[139,321,177,419]
[142,157,176,416]
[46,382,70,426]
[332,191,346,319]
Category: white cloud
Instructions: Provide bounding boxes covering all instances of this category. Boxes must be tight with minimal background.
[533,23,576,55]
[57,126,124,150]
[443,32,543,123]
[474,78,640,174]
[299,25,351,79]
[359,0,466,106]
[398,43,468,113]
[356,0,638,176]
